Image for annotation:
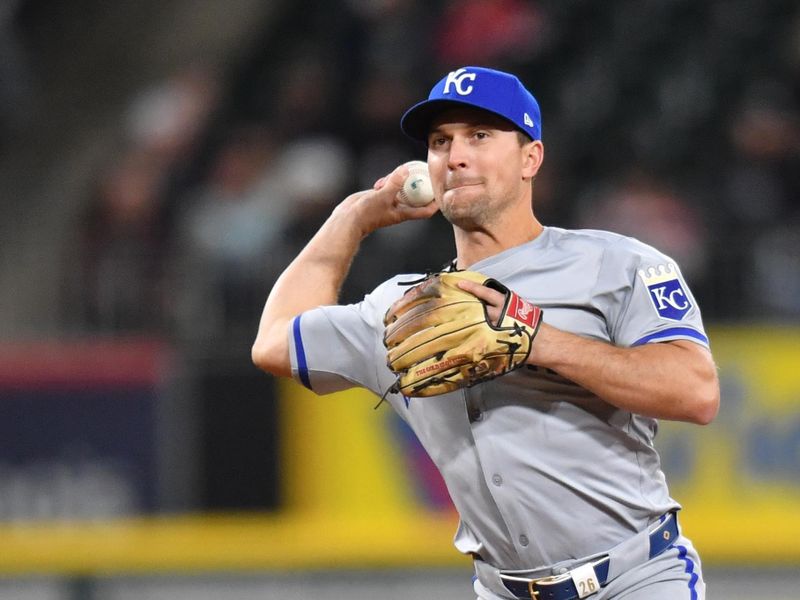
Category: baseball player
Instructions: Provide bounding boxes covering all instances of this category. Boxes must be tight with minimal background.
[252,66,719,599]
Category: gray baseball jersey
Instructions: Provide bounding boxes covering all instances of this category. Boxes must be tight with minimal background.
[288,226,709,570]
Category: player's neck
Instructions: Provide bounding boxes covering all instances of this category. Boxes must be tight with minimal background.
[454,214,543,269]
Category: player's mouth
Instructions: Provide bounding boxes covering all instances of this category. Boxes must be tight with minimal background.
[445,179,482,192]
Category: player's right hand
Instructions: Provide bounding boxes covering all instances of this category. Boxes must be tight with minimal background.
[337,164,439,237]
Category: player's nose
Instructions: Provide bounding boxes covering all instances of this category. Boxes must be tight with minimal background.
[446,136,470,170]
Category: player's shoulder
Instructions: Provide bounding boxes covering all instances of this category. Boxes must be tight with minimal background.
[362,272,429,309]
[546,227,669,263]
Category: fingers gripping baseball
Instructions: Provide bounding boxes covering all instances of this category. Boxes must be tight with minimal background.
[347,164,438,235]
[383,271,544,397]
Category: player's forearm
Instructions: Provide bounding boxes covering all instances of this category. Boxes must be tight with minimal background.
[251,202,366,377]
[530,325,720,424]
[252,165,438,378]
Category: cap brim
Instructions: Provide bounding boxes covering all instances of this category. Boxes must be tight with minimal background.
[400,99,482,142]
[400,98,531,142]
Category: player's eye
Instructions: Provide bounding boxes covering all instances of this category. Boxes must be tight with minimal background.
[473,130,490,141]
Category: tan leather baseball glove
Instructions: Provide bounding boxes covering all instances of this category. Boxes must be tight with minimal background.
[383,270,543,397]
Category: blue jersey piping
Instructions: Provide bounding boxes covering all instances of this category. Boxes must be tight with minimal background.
[676,544,699,600]
[292,315,312,389]
[632,327,708,347]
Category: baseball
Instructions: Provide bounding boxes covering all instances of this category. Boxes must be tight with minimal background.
[398,160,434,207]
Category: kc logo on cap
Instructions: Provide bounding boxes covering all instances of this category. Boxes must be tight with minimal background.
[400,66,542,143]
[442,68,477,96]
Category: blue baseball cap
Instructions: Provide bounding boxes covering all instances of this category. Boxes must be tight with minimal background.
[400,66,542,142]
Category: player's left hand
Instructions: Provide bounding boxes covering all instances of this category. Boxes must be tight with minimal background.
[455,278,507,325]
[383,270,544,397]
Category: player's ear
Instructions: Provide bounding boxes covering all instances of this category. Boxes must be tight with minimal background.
[521,140,544,180]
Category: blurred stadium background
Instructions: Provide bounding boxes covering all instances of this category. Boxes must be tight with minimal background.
[1,0,799,598]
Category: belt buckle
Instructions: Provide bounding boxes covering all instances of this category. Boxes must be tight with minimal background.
[526,578,541,599]
[526,573,562,599]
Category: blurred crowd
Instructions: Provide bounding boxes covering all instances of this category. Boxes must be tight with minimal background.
[9,0,800,341]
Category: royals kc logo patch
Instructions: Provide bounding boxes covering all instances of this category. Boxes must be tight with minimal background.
[638,263,692,321]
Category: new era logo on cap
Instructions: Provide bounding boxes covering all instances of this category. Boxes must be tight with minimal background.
[400,66,542,142]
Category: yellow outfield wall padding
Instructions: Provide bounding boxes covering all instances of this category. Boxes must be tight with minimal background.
[0,512,463,574]
[277,379,419,516]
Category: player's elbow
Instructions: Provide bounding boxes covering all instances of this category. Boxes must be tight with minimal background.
[688,391,719,426]
[686,369,720,426]
[669,342,719,425]
[251,340,271,372]
[251,324,292,378]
